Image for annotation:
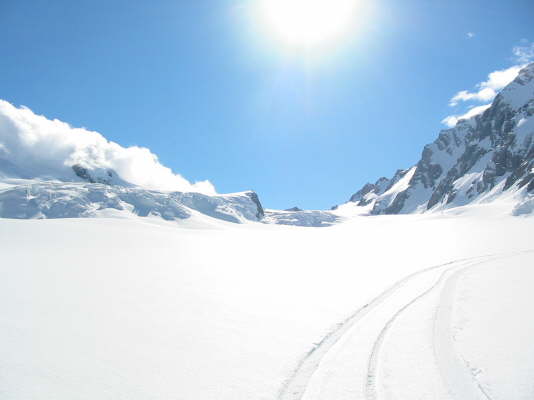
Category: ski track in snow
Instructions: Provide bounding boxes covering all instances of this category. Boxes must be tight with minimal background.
[364,267,453,400]
[432,264,496,400]
[365,258,495,400]
[279,252,530,400]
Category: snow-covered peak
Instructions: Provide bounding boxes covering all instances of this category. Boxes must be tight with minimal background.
[340,62,534,215]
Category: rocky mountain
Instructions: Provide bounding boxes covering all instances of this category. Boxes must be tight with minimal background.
[340,62,534,215]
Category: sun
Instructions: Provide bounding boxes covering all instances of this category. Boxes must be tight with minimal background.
[259,0,359,47]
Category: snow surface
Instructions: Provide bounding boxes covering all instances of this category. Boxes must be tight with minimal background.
[1,205,533,400]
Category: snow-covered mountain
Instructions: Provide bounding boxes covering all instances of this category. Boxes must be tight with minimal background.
[0,99,343,226]
[0,180,265,223]
[0,99,269,224]
[338,62,534,216]
[0,100,339,226]
[1,64,533,225]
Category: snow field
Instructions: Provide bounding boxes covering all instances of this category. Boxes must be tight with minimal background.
[0,209,533,400]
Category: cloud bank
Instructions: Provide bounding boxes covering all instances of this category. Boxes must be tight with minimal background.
[0,100,215,194]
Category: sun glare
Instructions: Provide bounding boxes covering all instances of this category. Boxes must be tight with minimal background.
[259,0,359,47]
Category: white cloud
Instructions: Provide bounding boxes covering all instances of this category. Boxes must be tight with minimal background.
[0,99,216,194]
[449,87,494,105]
[448,65,523,106]
[467,32,475,39]
[442,40,534,128]
[447,40,534,112]
[441,104,491,128]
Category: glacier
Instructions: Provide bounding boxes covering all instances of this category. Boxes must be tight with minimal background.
[1,209,533,400]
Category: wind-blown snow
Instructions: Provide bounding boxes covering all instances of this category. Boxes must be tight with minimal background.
[0,100,214,193]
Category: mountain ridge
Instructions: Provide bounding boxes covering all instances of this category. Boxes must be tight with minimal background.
[337,62,534,215]
[1,63,533,224]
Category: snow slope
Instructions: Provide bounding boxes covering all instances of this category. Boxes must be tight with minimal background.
[1,206,533,400]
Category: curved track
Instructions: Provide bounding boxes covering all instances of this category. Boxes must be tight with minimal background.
[278,253,528,400]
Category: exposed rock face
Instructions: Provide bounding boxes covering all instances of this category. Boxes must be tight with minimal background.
[72,164,114,184]
[343,62,534,214]
[245,191,265,219]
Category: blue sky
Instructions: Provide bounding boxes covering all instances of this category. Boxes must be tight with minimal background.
[1,0,533,209]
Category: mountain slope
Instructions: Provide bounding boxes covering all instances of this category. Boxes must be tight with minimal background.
[340,62,534,215]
